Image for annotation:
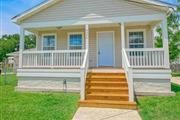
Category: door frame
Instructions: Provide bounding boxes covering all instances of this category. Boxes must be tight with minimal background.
[96,31,115,67]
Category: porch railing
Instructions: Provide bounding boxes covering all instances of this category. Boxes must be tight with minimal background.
[122,49,134,102]
[125,48,165,68]
[22,50,86,68]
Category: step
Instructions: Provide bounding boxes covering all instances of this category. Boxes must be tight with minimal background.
[87,76,126,79]
[79,100,137,109]
[87,78,127,82]
[87,72,125,76]
[86,87,128,94]
[86,93,129,101]
[86,81,128,87]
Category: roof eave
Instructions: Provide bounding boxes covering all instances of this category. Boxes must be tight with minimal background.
[11,0,60,24]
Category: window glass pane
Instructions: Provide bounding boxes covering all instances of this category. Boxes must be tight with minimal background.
[43,35,55,50]
[129,31,144,48]
[69,34,83,50]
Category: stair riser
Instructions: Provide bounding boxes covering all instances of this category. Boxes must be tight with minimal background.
[86,96,129,101]
[79,103,137,110]
[87,76,126,80]
[86,83,128,87]
[87,79,126,82]
[87,73,125,76]
[86,89,128,94]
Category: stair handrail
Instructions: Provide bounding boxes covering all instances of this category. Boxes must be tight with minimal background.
[122,48,134,102]
[80,49,89,100]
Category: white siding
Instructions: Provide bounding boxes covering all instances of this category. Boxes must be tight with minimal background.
[23,0,163,23]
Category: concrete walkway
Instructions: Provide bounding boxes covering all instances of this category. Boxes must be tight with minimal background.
[171,77,180,85]
[72,107,142,120]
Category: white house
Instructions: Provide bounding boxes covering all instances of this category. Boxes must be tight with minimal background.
[12,0,176,109]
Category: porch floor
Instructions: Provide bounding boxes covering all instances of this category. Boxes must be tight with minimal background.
[88,67,124,73]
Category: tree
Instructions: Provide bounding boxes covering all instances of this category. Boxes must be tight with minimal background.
[0,34,36,62]
[155,1,180,62]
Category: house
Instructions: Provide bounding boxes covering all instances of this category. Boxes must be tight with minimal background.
[12,0,177,109]
[6,48,36,73]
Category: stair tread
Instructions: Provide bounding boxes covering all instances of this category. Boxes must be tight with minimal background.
[88,72,125,74]
[87,81,127,84]
[87,76,126,79]
[87,93,128,97]
[88,86,128,90]
[80,100,136,105]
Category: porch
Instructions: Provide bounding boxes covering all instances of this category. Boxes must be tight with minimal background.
[18,17,170,103]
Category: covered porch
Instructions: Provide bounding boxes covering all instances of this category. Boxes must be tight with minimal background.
[18,14,170,101]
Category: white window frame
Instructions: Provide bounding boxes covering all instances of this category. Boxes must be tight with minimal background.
[41,33,57,50]
[67,32,84,50]
[127,29,146,48]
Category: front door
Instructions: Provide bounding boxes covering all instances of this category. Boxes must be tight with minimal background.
[98,32,114,67]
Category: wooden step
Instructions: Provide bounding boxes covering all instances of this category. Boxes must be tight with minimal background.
[86,87,128,94]
[86,93,129,101]
[79,100,137,109]
[82,70,136,109]
[87,76,126,79]
[87,78,126,82]
[87,72,125,76]
[86,81,128,87]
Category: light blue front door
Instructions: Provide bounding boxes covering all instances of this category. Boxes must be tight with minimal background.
[98,32,114,67]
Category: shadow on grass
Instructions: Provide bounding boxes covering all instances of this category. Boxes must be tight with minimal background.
[171,83,180,93]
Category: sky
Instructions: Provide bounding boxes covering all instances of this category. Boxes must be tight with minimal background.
[0,0,179,37]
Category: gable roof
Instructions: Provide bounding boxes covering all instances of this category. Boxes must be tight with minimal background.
[12,0,177,24]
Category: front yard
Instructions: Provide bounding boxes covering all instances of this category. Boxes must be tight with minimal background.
[0,75,79,120]
[1,75,180,120]
[138,83,180,120]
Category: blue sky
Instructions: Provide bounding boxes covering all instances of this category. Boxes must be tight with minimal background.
[0,0,179,37]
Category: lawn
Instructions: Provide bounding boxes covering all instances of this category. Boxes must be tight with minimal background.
[172,72,180,77]
[0,75,79,120]
[138,83,180,120]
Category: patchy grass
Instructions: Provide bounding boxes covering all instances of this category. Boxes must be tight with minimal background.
[0,75,79,120]
[137,84,180,120]
[172,72,180,77]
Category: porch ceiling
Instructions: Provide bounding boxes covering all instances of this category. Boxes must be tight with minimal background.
[26,21,160,33]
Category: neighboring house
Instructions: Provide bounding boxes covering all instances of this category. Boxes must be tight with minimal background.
[12,0,176,109]
[7,49,36,73]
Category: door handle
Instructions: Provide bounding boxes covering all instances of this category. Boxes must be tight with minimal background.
[98,51,100,55]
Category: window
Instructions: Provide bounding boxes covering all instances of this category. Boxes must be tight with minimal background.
[128,30,145,48]
[68,33,83,50]
[42,34,56,50]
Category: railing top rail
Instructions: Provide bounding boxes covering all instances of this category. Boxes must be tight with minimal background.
[81,49,88,69]
[122,48,131,68]
[125,48,164,52]
[22,49,86,54]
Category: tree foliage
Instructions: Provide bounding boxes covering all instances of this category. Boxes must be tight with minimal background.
[155,1,180,62]
[0,34,36,62]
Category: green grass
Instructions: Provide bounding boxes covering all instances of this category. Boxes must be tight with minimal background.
[137,84,180,120]
[0,75,79,120]
[172,72,180,77]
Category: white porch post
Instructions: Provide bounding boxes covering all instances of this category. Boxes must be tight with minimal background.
[162,18,170,68]
[80,24,89,100]
[121,22,125,68]
[35,32,39,50]
[85,24,89,67]
[19,27,25,68]
[85,24,89,50]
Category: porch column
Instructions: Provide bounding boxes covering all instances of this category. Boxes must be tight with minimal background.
[162,18,170,68]
[85,24,89,50]
[121,22,125,67]
[19,27,25,68]
[35,32,39,50]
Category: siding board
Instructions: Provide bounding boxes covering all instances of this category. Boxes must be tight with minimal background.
[23,0,162,23]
